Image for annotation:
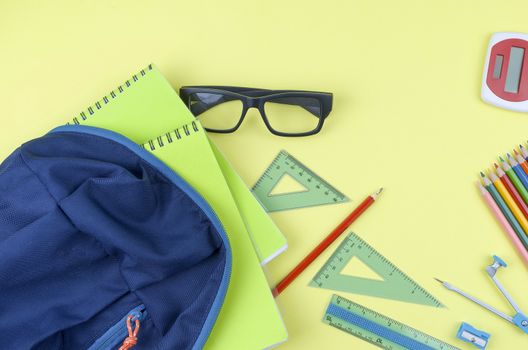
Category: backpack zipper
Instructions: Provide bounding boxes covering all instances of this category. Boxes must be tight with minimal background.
[88,305,147,350]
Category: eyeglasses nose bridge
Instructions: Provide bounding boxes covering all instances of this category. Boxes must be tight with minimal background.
[245,97,260,109]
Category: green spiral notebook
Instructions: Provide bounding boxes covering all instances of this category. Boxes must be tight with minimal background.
[66,64,287,349]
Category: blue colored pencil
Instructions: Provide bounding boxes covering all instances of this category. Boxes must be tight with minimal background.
[507,153,528,191]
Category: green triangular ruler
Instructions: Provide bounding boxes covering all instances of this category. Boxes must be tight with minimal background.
[251,150,349,212]
[310,232,443,307]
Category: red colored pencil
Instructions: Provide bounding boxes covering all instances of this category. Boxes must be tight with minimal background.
[495,164,528,219]
[273,188,383,296]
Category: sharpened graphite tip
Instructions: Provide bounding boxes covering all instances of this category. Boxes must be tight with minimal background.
[434,278,445,284]
[371,187,384,199]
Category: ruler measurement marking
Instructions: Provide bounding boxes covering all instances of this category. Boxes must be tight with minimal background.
[252,150,348,212]
[324,295,459,350]
[283,152,347,196]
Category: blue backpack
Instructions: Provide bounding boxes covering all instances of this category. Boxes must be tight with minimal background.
[0,125,232,350]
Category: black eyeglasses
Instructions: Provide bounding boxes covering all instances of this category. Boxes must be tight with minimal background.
[179,86,333,137]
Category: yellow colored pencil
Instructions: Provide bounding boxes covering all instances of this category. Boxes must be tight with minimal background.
[490,170,528,234]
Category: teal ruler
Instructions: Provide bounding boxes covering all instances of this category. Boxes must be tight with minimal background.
[310,232,443,307]
[251,150,349,212]
[324,294,460,350]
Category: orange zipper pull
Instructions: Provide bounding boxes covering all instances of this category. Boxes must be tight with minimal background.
[118,315,140,350]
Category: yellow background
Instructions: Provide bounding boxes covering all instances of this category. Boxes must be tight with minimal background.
[1,1,527,349]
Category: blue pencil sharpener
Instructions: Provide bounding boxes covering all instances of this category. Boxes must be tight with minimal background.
[456,322,490,349]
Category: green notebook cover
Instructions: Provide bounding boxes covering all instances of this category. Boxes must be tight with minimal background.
[210,141,288,265]
[68,64,286,265]
[66,64,287,349]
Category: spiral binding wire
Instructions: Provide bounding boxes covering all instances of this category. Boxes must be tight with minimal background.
[140,121,201,151]
[68,64,154,125]
[65,63,200,152]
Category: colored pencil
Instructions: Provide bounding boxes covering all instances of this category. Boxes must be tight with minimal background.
[480,173,528,249]
[500,157,528,205]
[489,170,528,234]
[478,183,528,266]
[495,164,528,220]
[272,188,383,296]
[514,150,528,177]
[519,144,528,160]
[507,153,528,190]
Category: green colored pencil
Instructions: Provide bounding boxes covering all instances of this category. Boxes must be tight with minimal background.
[481,172,528,246]
[499,157,528,205]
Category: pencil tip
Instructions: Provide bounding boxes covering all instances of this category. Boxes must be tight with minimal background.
[480,171,486,177]
[494,163,499,168]
[434,278,444,284]
[507,153,512,159]
[514,149,519,155]
[500,156,505,162]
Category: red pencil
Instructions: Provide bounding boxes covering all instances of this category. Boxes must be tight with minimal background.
[496,163,528,219]
[273,187,383,296]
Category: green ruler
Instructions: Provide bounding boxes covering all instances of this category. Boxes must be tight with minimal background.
[324,294,460,350]
[310,232,443,307]
[251,150,349,212]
